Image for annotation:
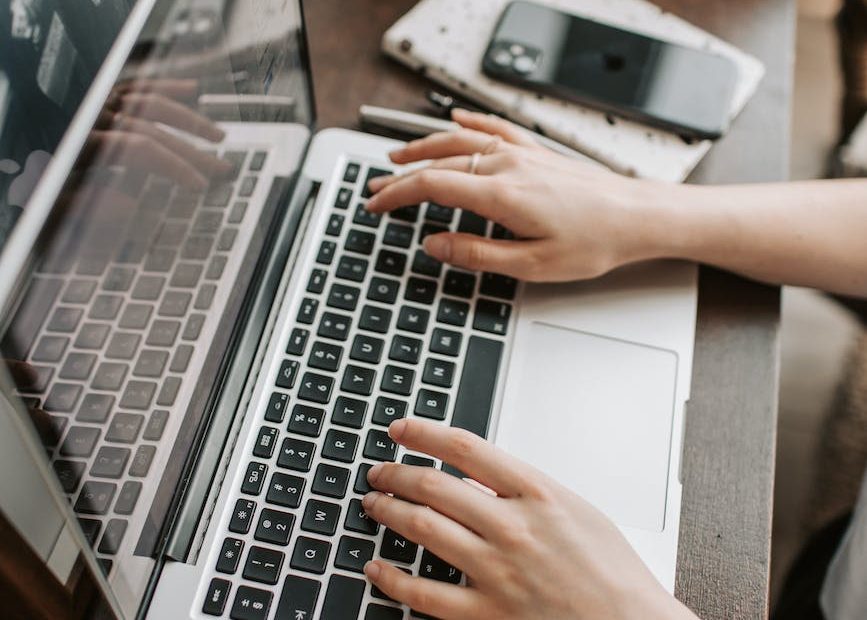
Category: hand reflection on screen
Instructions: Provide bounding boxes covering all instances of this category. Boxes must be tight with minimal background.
[85,78,232,189]
[4,360,63,448]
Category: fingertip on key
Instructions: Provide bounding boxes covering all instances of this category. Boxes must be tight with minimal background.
[364,561,381,580]
[388,418,409,441]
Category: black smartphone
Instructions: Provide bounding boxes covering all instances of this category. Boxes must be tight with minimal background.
[482,1,740,140]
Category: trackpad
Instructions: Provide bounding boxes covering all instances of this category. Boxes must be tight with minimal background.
[496,323,678,532]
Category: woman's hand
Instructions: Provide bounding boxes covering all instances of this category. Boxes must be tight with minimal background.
[366,109,687,282]
[362,419,698,620]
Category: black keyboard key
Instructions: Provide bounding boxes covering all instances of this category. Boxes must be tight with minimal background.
[60,426,100,457]
[402,455,435,467]
[76,393,114,423]
[359,305,392,334]
[298,373,334,405]
[383,223,414,248]
[312,463,350,498]
[340,365,376,396]
[419,223,448,244]
[430,328,462,357]
[353,204,382,228]
[253,426,279,458]
[90,446,130,479]
[473,298,512,335]
[381,528,419,564]
[255,508,295,546]
[415,389,449,420]
[335,535,375,573]
[243,547,284,586]
[318,311,352,341]
[265,392,291,423]
[229,499,256,534]
[321,575,366,620]
[98,519,127,555]
[147,319,180,347]
[239,176,258,198]
[446,336,503,476]
[457,211,488,236]
[289,404,326,437]
[115,481,142,515]
[309,341,344,372]
[277,438,315,472]
[425,202,454,224]
[106,412,144,444]
[419,549,462,583]
[491,223,515,240]
[45,382,83,412]
[345,229,376,255]
[390,205,419,223]
[78,518,102,547]
[156,376,181,406]
[286,328,310,356]
[327,283,360,311]
[412,250,442,278]
[301,499,341,535]
[354,463,374,494]
[267,472,305,509]
[251,151,268,171]
[230,585,272,620]
[397,306,430,334]
[322,429,360,463]
[242,462,268,496]
[317,240,337,265]
[75,481,116,515]
[48,306,84,332]
[2,277,62,360]
[368,276,400,304]
[405,277,437,304]
[143,409,169,441]
[374,250,406,277]
[480,273,518,300]
[389,335,422,364]
[54,460,85,494]
[381,365,415,396]
[216,538,244,574]
[60,352,96,381]
[332,396,368,429]
[106,333,140,360]
[275,575,322,619]
[297,298,319,325]
[307,269,328,294]
[276,360,300,389]
[290,539,331,575]
[349,334,384,364]
[373,397,407,426]
[325,213,345,237]
[443,270,476,299]
[345,498,379,535]
[362,167,391,197]
[366,604,404,620]
[423,359,456,388]
[364,429,398,462]
[75,324,110,350]
[203,578,232,616]
[32,335,69,362]
[437,298,469,327]
[344,162,361,183]
[335,186,353,209]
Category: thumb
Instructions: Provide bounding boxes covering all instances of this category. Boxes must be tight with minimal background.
[423,232,539,280]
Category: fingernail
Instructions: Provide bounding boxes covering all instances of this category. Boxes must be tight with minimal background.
[423,235,451,262]
[367,464,384,484]
[364,561,381,580]
[365,197,379,212]
[388,418,408,441]
[363,491,382,509]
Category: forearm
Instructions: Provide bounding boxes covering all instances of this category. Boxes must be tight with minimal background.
[642,179,867,297]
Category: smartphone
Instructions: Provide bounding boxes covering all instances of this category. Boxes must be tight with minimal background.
[482,1,740,140]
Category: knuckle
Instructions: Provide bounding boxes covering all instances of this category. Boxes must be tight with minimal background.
[447,429,478,464]
[416,170,436,192]
[463,241,487,270]
[417,469,441,496]
[406,509,435,539]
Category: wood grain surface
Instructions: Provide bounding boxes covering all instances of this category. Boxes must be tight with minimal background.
[303,1,794,618]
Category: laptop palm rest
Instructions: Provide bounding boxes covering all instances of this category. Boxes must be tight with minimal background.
[495,322,678,532]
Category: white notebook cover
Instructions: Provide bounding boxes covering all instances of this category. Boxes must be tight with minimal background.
[382,0,765,182]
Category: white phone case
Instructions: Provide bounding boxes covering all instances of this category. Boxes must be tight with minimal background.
[382,0,764,182]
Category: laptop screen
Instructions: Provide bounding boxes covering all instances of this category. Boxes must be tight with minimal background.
[0,0,314,616]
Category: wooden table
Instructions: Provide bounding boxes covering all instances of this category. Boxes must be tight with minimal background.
[303,1,795,618]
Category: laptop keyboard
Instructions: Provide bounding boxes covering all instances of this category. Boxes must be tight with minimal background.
[8,147,269,577]
[201,161,517,619]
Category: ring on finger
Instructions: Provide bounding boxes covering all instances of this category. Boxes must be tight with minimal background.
[468,152,482,175]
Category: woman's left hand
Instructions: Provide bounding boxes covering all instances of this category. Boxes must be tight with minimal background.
[362,418,698,620]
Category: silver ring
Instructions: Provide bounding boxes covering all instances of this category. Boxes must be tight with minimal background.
[469,152,482,175]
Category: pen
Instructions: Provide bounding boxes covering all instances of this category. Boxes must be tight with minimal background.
[359,104,602,166]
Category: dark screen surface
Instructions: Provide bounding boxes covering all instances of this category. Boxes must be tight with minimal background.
[484,1,740,139]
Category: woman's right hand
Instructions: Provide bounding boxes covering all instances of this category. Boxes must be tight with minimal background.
[366,110,688,283]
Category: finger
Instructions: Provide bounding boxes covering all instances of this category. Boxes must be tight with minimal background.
[27,407,61,447]
[87,130,208,189]
[4,360,37,387]
[364,560,482,620]
[113,114,232,178]
[366,169,500,220]
[113,78,200,101]
[423,233,543,280]
[368,154,501,194]
[366,462,505,536]
[389,419,544,498]
[389,129,506,165]
[452,108,540,148]
[119,93,225,142]
[362,491,488,576]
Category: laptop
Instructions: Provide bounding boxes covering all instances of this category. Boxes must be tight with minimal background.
[0,0,697,618]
